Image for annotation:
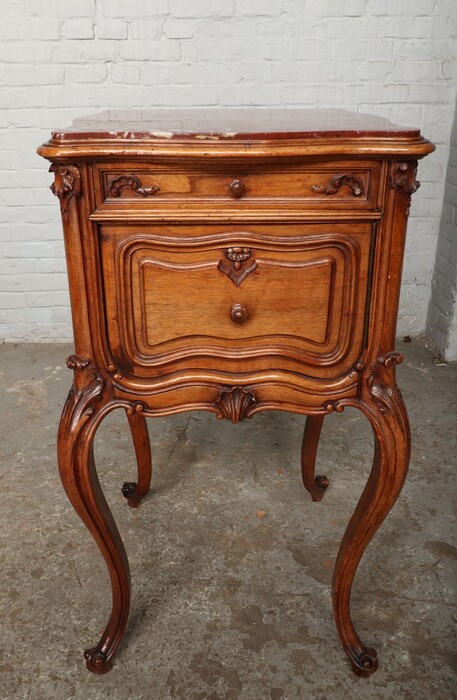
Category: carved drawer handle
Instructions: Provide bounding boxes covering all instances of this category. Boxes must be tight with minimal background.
[108,174,159,198]
[229,179,246,197]
[230,303,248,323]
[312,173,364,197]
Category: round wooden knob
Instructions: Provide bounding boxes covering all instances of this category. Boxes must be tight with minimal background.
[229,179,246,197]
[230,303,248,323]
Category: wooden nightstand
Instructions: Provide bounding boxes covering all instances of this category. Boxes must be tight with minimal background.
[38,109,434,676]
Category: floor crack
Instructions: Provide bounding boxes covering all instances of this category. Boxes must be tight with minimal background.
[165,414,191,468]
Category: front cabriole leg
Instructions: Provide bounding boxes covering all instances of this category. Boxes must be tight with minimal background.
[332,352,410,676]
[58,356,130,673]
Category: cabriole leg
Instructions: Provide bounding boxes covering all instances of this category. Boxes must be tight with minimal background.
[58,357,130,673]
[122,409,152,508]
[301,414,329,502]
[332,353,410,676]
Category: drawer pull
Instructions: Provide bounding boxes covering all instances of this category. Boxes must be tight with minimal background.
[230,303,248,323]
[108,175,159,198]
[229,179,246,197]
[312,173,364,197]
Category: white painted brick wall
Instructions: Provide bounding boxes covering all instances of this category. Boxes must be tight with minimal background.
[0,0,456,342]
[426,99,457,361]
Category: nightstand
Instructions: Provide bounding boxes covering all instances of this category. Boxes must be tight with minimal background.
[38,109,434,676]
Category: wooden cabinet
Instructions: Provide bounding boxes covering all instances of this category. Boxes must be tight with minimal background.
[38,108,434,677]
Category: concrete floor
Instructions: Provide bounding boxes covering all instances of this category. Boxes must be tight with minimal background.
[0,341,456,700]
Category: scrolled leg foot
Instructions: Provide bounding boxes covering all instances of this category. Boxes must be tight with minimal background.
[121,480,142,508]
[314,474,329,500]
[349,647,379,677]
[84,647,113,674]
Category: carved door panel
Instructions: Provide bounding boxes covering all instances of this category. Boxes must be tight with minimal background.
[100,224,373,380]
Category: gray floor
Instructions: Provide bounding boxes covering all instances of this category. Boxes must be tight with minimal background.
[0,341,456,700]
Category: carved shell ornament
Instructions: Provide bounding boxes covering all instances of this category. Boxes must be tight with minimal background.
[217,246,259,286]
[226,246,251,270]
[215,386,258,423]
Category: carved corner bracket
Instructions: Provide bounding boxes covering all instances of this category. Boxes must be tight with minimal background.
[50,164,81,222]
[108,174,159,198]
[65,355,104,433]
[367,351,406,416]
[312,173,364,197]
[390,161,420,196]
[217,247,259,286]
[215,386,258,423]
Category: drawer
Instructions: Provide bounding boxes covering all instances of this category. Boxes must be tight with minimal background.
[100,223,374,381]
[94,162,381,209]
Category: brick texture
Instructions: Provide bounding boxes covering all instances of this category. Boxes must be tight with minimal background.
[426,99,457,361]
[0,1,456,342]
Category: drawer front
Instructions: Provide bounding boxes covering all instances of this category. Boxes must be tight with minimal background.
[100,223,373,381]
[95,162,380,209]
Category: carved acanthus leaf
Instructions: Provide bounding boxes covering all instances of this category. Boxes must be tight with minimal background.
[215,386,258,423]
[390,161,420,196]
[217,247,259,286]
[66,354,90,371]
[65,355,104,433]
[312,173,364,197]
[108,174,159,198]
[50,164,81,222]
[368,352,405,416]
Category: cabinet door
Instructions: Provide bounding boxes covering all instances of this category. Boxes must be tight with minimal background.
[100,223,374,381]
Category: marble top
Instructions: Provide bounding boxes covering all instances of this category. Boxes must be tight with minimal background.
[51,109,420,141]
